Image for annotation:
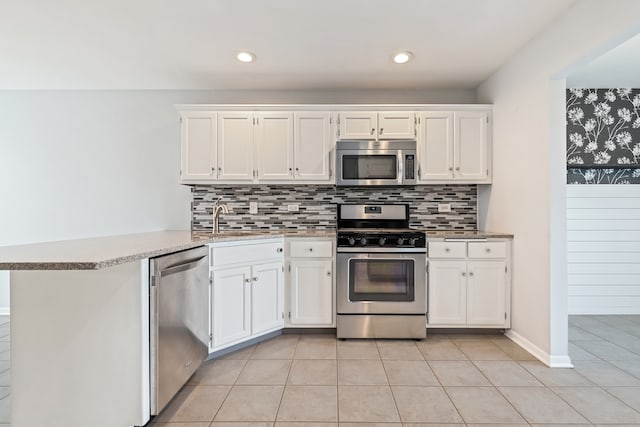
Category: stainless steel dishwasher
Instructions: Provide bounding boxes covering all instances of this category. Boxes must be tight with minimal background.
[150,245,209,416]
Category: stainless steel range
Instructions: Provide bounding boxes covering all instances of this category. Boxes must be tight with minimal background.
[336,204,427,339]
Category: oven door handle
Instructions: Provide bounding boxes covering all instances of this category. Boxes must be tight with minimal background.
[337,247,426,253]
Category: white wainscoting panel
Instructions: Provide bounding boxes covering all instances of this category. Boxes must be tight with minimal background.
[567,185,640,314]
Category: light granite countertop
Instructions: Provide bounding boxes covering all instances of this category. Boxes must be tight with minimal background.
[0,228,512,271]
[0,230,336,271]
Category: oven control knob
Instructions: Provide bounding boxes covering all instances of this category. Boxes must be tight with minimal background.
[409,238,417,246]
[359,237,367,246]
[348,237,356,246]
[397,237,405,245]
[378,237,386,246]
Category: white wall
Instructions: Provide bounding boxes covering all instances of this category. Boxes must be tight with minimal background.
[0,88,475,313]
[477,0,640,366]
[567,185,640,314]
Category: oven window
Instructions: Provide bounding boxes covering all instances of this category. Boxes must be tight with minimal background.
[348,259,414,302]
[342,155,397,180]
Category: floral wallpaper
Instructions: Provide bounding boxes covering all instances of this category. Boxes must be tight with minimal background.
[567,88,640,184]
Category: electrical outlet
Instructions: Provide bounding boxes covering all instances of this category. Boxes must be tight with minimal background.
[287,204,299,212]
[437,203,452,213]
[249,202,258,214]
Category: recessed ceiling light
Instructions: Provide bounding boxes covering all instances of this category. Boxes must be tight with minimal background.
[393,51,413,64]
[236,51,256,63]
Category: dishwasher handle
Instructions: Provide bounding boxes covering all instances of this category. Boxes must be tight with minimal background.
[157,255,207,279]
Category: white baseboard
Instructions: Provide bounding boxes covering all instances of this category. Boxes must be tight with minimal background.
[0,308,9,316]
[505,329,573,368]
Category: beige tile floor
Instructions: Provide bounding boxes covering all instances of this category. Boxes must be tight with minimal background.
[2,315,640,426]
[149,315,640,427]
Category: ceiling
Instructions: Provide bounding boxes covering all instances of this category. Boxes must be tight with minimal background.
[567,33,640,87]
[1,0,577,90]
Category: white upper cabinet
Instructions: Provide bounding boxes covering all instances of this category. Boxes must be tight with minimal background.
[338,111,415,140]
[338,112,378,139]
[177,105,491,185]
[180,112,217,183]
[294,112,333,181]
[455,111,490,181]
[255,112,294,181]
[217,112,254,181]
[378,111,417,139]
[418,111,454,181]
[418,109,491,183]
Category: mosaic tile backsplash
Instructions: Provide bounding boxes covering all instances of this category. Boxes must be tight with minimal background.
[191,185,477,231]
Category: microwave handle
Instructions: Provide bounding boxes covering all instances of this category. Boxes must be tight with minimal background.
[397,152,403,184]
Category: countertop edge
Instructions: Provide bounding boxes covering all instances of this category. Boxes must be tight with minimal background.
[0,229,513,271]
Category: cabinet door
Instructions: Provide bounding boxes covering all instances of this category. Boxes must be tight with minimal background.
[418,112,454,182]
[212,266,251,348]
[255,112,294,181]
[338,112,377,139]
[252,261,285,335]
[180,112,217,182]
[289,259,333,326]
[217,112,254,181]
[427,260,467,325]
[454,111,490,181]
[294,112,332,181]
[378,111,416,139]
[466,261,507,326]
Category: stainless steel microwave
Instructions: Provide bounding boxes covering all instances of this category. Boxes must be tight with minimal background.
[336,140,417,186]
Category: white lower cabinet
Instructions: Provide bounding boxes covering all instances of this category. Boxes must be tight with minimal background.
[212,265,252,347]
[427,239,511,328]
[210,240,284,351]
[289,259,333,325]
[286,238,335,327]
[428,260,467,325]
[252,261,286,335]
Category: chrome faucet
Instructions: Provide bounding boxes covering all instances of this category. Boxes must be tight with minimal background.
[213,202,229,234]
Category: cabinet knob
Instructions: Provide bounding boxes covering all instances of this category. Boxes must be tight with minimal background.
[380,128,384,134]
[218,167,222,171]
[469,272,474,277]
[326,271,331,276]
[277,248,283,253]
[296,167,299,171]
[448,167,453,172]
[244,278,251,283]
[370,128,375,135]
[253,277,258,282]
[461,272,467,277]
[455,167,460,171]
[445,248,450,252]
[485,248,491,253]
[308,248,313,252]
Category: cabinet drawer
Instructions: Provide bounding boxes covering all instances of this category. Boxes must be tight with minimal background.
[428,242,466,258]
[289,240,333,258]
[468,242,507,259]
[212,241,284,266]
